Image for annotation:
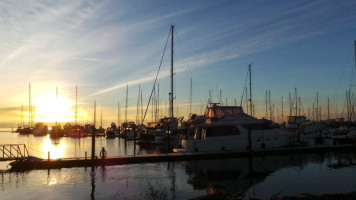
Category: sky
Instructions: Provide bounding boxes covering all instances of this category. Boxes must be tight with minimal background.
[0,0,356,128]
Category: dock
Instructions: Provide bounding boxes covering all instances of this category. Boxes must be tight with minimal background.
[9,144,356,171]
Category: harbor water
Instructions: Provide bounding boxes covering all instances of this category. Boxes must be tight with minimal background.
[1,129,356,199]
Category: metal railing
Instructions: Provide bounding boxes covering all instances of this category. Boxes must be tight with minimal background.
[0,144,29,161]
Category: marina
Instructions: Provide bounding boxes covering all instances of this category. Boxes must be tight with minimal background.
[1,1,356,199]
[1,130,356,199]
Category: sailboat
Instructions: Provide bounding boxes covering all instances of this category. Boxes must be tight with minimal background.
[139,26,179,144]
[97,107,105,136]
[17,83,34,134]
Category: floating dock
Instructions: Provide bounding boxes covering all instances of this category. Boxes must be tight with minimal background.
[9,144,356,171]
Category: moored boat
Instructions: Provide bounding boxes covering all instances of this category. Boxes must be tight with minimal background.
[174,103,295,153]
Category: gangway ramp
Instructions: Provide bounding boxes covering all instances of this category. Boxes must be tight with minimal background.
[0,144,29,161]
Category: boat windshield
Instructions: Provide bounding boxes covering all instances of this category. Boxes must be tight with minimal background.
[205,106,244,119]
[224,107,244,116]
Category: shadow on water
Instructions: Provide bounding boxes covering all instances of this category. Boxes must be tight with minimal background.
[181,151,356,198]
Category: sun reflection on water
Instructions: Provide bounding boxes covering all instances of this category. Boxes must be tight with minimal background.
[42,135,67,159]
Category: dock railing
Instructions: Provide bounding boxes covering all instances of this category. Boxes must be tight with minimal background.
[0,144,29,161]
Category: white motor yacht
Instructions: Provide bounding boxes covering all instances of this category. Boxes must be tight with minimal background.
[175,104,295,152]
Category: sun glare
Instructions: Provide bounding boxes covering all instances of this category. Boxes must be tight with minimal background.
[42,135,67,159]
[34,93,74,123]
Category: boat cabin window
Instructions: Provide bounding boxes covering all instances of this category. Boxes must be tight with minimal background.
[203,126,240,137]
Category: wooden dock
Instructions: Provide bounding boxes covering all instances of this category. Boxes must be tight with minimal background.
[9,144,356,171]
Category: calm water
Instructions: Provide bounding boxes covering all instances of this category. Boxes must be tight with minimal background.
[1,129,356,199]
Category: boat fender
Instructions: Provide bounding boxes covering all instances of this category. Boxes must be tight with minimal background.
[100,147,107,159]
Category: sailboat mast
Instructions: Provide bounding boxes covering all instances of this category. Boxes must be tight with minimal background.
[118,101,120,126]
[29,83,31,127]
[140,90,143,125]
[21,104,23,127]
[282,96,284,122]
[56,86,58,126]
[295,88,297,116]
[327,97,330,120]
[245,87,248,114]
[249,64,252,116]
[265,90,267,119]
[94,101,96,126]
[158,83,160,120]
[316,92,319,122]
[354,40,356,74]
[137,84,140,125]
[125,85,128,124]
[75,85,77,125]
[170,25,174,120]
[190,78,192,115]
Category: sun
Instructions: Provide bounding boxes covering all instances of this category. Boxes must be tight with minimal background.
[34,93,75,123]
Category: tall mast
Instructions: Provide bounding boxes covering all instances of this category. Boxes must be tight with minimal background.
[219,89,222,105]
[298,97,301,116]
[158,83,160,120]
[29,83,31,127]
[249,64,252,116]
[75,85,77,125]
[56,86,58,126]
[265,90,267,119]
[281,96,284,122]
[170,25,174,120]
[190,78,192,115]
[94,101,96,127]
[289,92,292,116]
[295,88,297,116]
[245,87,248,114]
[137,84,141,125]
[141,90,143,125]
[100,107,102,128]
[354,40,356,77]
[21,104,23,127]
[117,101,120,126]
[316,92,319,122]
[269,90,271,120]
[125,85,128,124]
[327,97,330,120]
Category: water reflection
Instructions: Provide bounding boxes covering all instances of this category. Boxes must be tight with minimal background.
[181,152,356,198]
[0,151,355,199]
[90,166,96,199]
[41,135,66,159]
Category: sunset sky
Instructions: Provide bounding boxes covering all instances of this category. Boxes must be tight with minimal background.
[1,0,356,128]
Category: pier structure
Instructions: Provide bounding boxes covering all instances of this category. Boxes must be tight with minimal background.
[0,144,29,161]
[9,144,356,171]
